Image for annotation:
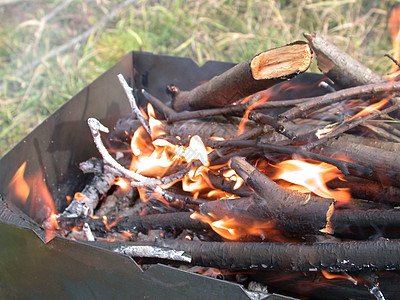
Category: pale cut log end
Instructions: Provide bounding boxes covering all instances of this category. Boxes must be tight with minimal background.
[250,42,312,80]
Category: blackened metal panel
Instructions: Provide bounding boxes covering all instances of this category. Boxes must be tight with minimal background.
[0,222,251,300]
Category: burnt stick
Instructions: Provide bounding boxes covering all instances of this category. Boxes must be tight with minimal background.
[57,211,209,233]
[172,42,312,111]
[88,238,400,272]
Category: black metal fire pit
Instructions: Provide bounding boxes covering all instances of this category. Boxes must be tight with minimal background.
[0,52,399,300]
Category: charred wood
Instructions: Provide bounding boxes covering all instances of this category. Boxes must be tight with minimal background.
[91,238,400,272]
[327,178,400,206]
[57,211,209,234]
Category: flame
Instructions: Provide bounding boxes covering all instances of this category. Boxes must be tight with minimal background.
[190,212,281,241]
[388,4,400,75]
[114,177,129,190]
[7,161,58,242]
[321,270,358,285]
[8,162,30,205]
[273,160,351,204]
[348,98,390,122]
[223,169,244,190]
[102,215,119,231]
[147,103,166,138]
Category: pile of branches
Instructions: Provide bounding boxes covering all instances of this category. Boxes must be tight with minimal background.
[47,34,400,297]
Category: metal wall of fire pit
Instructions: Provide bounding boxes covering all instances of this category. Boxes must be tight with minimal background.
[0,52,271,299]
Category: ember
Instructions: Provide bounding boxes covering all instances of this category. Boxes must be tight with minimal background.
[3,32,400,299]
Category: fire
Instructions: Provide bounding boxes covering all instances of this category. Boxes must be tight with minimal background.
[321,270,358,285]
[114,177,130,190]
[348,97,390,122]
[223,169,244,190]
[190,212,281,241]
[7,161,58,242]
[272,159,351,204]
[8,162,30,205]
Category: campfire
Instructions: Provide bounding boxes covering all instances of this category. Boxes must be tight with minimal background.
[3,26,400,299]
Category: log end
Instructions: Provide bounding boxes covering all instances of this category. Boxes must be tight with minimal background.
[250,41,312,80]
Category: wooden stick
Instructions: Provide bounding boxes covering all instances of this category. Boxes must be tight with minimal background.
[172,42,312,111]
[90,238,400,272]
[279,81,400,121]
[57,212,209,233]
[230,157,335,233]
[304,33,384,88]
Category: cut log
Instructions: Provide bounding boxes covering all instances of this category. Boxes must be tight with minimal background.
[172,41,312,111]
[230,157,335,233]
[304,33,384,88]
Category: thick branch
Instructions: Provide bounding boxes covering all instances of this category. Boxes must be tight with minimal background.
[230,157,335,233]
[90,239,400,272]
[304,32,384,88]
[172,42,312,111]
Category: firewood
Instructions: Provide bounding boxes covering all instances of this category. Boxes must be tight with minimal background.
[90,238,400,272]
[327,177,400,206]
[304,33,384,88]
[313,134,400,185]
[171,41,312,111]
[279,81,400,121]
[57,211,209,234]
[230,157,335,233]
[206,139,371,176]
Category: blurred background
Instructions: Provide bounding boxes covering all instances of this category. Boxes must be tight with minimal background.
[0,0,397,156]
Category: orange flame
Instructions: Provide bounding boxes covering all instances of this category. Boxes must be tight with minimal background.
[273,159,351,204]
[190,212,280,241]
[7,161,58,242]
[8,162,30,205]
[114,177,129,190]
[321,270,358,285]
[348,97,390,122]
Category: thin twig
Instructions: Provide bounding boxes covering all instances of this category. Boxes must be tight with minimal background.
[118,74,151,136]
[279,81,400,121]
[141,89,177,119]
[303,104,400,150]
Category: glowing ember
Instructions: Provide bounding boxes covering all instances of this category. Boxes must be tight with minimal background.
[273,159,351,204]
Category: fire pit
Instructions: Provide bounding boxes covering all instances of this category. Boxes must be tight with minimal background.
[1,45,400,299]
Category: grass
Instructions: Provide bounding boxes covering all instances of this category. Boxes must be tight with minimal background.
[0,0,398,156]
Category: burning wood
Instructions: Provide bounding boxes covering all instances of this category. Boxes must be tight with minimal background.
[6,38,400,299]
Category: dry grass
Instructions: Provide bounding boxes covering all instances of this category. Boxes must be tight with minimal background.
[0,0,397,156]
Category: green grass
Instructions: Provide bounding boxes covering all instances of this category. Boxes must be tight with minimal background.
[0,0,398,156]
